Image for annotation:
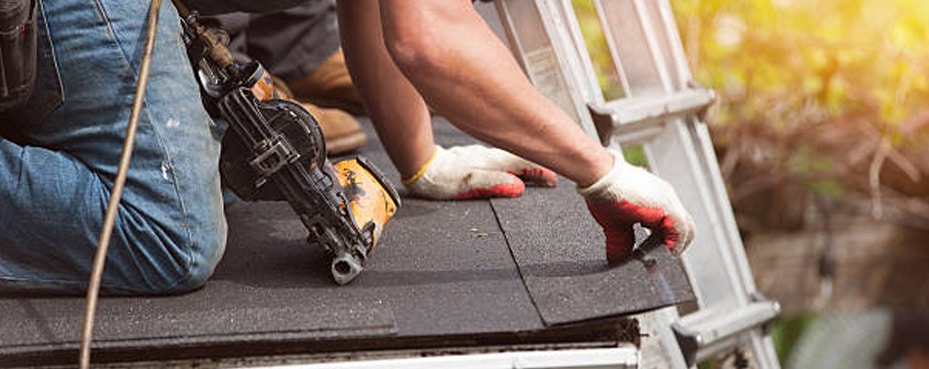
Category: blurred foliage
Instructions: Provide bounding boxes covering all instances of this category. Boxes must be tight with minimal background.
[669,0,929,132]
[573,0,929,231]
[568,1,929,364]
[668,0,929,216]
[572,0,929,144]
[771,313,818,363]
[665,0,929,230]
[568,2,927,365]
[622,145,648,167]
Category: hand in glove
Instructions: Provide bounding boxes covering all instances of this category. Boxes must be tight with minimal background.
[579,150,696,264]
[403,145,557,200]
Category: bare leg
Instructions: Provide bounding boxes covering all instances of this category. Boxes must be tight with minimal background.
[337,0,435,179]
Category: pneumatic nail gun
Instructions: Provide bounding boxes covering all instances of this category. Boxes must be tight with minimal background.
[174,1,399,285]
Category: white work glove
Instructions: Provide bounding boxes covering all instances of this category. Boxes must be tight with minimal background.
[579,150,696,263]
[403,145,557,200]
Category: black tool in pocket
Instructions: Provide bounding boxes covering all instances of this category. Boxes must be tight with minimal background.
[0,0,37,113]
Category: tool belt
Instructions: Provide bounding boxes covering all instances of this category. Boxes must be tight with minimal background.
[0,0,37,113]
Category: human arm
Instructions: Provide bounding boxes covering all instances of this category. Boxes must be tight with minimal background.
[337,0,556,200]
[338,0,695,259]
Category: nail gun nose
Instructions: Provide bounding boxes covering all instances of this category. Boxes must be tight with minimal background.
[331,253,364,285]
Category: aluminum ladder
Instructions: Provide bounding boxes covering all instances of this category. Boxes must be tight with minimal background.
[487,1,782,367]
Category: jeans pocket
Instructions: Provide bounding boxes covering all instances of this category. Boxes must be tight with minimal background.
[0,0,37,112]
[2,0,62,128]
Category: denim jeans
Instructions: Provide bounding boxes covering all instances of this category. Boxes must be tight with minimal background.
[209,0,340,82]
[0,0,227,295]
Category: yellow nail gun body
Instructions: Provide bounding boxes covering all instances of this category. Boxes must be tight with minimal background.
[175,4,399,284]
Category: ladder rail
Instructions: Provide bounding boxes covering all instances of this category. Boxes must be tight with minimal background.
[653,0,697,90]
[489,0,783,367]
[493,0,603,138]
[592,0,749,306]
[595,0,665,96]
[686,116,781,366]
[689,116,761,300]
[593,1,781,365]
[630,0,677,92]
[644,119,737,305]
[556,0,606,106]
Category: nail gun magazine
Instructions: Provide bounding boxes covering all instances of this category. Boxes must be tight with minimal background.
[175,5,400,285]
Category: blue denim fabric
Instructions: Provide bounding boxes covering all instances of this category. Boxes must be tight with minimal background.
[0,0,227,295]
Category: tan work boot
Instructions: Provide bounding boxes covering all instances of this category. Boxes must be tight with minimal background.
[287,49,366,116]
[270,75,367,155]
[299,101,367,156]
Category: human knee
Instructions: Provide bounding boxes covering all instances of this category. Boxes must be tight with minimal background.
[158,198,228,295]
[124,220,227,296]
[104,175,227,296]
[174,229,225,294]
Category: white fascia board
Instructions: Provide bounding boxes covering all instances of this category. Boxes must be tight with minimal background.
[247,346,639,369]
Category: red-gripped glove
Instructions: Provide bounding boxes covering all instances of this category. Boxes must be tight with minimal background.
[579,150,695,263]
[403,145,557,200]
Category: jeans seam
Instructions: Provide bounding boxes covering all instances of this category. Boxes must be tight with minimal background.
[90,0,132,72]
[138,99,198,293]
[25,1,66,123]
[34,0,64,116]
[90,0,198,291]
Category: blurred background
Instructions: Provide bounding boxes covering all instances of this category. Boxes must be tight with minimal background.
[571,0,929,367]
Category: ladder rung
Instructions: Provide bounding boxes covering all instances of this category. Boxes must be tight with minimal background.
[671,299,781,366]
[588,88,715,144]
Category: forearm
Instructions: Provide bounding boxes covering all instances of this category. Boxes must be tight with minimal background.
[377,0,612,187]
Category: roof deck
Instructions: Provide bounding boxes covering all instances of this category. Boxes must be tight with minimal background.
[0,118,693,367]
